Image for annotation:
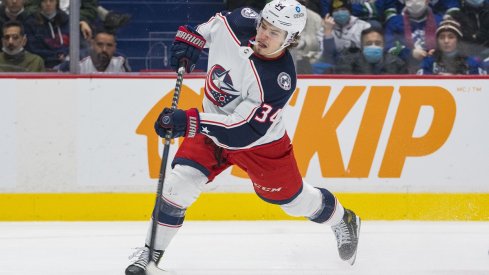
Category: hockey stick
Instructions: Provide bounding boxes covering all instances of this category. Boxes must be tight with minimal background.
[148,66,186,265]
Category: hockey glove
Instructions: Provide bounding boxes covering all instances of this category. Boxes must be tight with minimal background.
[154,108,200,139]
[170,25,206,73]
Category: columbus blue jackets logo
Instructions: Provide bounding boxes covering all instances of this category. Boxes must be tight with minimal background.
[205,65,240,107]
[277,72,292,91]
[241,8,258,19]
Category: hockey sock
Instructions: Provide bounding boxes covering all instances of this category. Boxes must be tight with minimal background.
[145,197,186,251]
[309,188,345,226]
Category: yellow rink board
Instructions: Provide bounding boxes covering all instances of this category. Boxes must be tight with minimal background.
[0,193,488,221]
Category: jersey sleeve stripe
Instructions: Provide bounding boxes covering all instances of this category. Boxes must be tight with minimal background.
[249,60,264,103]
[217,13,241,45]
[201,119,246,128]
[200,105,259,128]
[196,14,216,34]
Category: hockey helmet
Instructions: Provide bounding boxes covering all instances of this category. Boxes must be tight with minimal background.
[260,0,307,49]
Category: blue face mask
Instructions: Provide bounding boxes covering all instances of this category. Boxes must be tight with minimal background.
[465,0,484,7]
[362,45,383,63]
[332,10,351,26]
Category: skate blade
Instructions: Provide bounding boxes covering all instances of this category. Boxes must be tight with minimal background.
[146,262,177,274]
[347,216,361,265]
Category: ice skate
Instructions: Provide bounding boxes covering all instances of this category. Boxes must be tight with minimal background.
[331,208,361,265]
[125,246,164,275]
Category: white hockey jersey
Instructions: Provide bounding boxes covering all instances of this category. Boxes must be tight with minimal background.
[195,7,297,150]
[79,55,129,73]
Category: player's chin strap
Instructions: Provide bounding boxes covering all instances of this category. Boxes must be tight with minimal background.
[248,36,294,57]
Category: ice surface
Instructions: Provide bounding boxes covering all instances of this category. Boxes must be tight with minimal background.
[0,221,488,275]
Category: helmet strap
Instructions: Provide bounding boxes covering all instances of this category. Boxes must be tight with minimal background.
[266,43,289,56]
[265,31,298,56]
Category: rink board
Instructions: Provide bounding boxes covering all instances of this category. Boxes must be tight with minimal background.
[0,74,488,220]
[0,192,488,221]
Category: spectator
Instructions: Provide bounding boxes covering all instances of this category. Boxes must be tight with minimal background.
[432,0,460,16]
[25,0,130,58]
[335,26,408,74]
[59,28,130,73]
[26,0,97,29]
[27,0,131,34]
[0,0,31,27]
[26,0,96,58]
[0,20,44,71]
[417,19,486,75]
[384,0,442,73]
[448,0,489,58]
[66,0,98,41]
[24,0,69,69]
[319,0,395,25]
[391,0,460,17]
[320,0,370,69]
[290,0,324,74]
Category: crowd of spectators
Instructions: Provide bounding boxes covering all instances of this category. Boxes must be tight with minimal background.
[0,0,130,72]
[0,0,488,74]
[290,0,489,75]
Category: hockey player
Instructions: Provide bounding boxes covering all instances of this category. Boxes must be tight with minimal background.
[125,0,360,274]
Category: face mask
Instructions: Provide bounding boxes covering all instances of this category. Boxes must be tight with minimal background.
[406,0,428,18]
[2,46,24,56]
[332,10,351,26]
[41,10,57,20]
[465,0,484,8]
[362,45,383,63]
